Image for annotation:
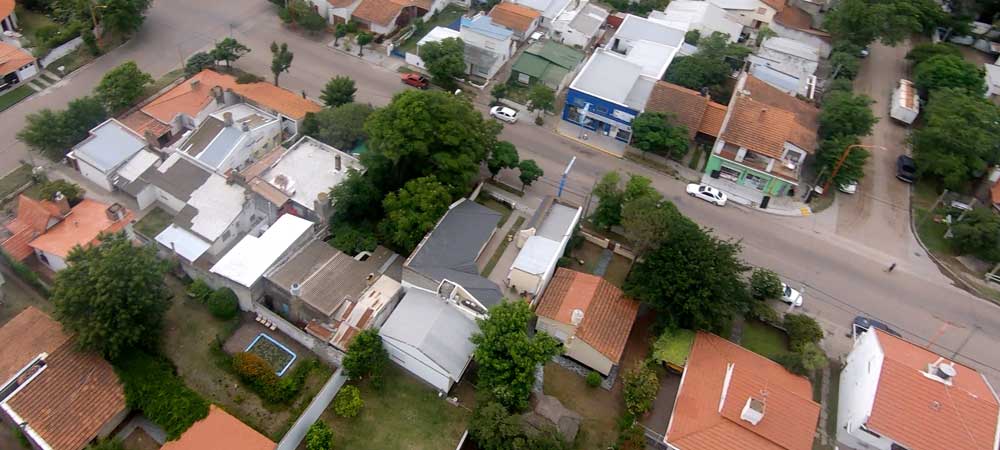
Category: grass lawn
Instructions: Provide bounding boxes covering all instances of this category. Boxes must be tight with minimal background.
[397,5,467,53]
[45,47,93,77]
[0,165,35,201]
[475,196,513,225]
[322,365,470,450]
[913,209,953,256]
[543,362,622,449]
[134,207,173,238]
[162,276,331,440]
[13,6,58,47]
[0,266,52,327]
[482,216,525,277]
[740,320,789,360]
[0,85,35,112]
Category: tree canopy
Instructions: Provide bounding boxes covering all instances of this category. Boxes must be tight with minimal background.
[517,160,543,189]
[95,61,153,113]
[823,0,948,47]
[380,176,453,253]
[18,96,108,160]
[471,300,560,411]
[631,112,689,159]
[528,84,555,112]
[951,208,1000,262]
[592,172,624,230]
[819,90,878,140]
[52,232,169,359]
[212,37,250,68]
[621,193,680,261]
[185,51,216,76]
[906,42,962,66]
[305,422,334,450]
[342,329,389,385]
[420,37,466,88]
[320,75,357,107]
[270,41,294,86]
[664,33,748,93]
[913,54,986,96]
[815,134,868,187]
[99,0,152,36]
[303,103,374,150]
[911,87,1000,188]
[487,141,520,178]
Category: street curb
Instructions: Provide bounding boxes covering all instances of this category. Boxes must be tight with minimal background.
[553,127,628,160]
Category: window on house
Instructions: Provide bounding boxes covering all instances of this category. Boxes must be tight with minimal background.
[594,105,609,114]
[615,128,631,142]
[719,165,741,182]
[567,106,582,123]
[743,172,769,191]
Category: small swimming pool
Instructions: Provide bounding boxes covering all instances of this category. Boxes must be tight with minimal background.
[245,333,297,376]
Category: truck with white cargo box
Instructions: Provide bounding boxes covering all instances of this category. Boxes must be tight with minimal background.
[890,79,919,124]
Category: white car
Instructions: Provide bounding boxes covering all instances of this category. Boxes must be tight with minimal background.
[489,106,518,124]
[686,183,727,206]
[781,283,803,307]
[838,181,858,194]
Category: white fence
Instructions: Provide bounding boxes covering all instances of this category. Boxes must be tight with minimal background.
[40,37,83,68]
[253,305,345,367]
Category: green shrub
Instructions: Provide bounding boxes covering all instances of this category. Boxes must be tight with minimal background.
[231,353,318,404]
[305,421,334,450]
[208,288,239,320]
[113,352,209,439]
[750,301,781,326]
[187,279,213,302]
[586,371,602,388]
[342,329,387,385]
[236,72,265,84]
[334,385,364,418]
[233,351,279,388]
[749,268,783,300]
[622,365,658,417]
[783,314,824,350]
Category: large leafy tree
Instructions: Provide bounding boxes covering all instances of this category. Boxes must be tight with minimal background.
[95,61,153,113]
[363,89,501,196]
[906,42,962,66]
[342,329,389,385]
[184,51,216,76]
[98,0,152,36]
[329,168,384,226]
[270,41,294,86]
[18,96,108,160]
[528,84,555,113]
[591,171,623,230]
[472,300,560,411]
[951,208,1000,262]
[823,0,947,47]
[320,75,357,107]
[621,193,679,261]
[815,134,868,187]
[212,37,250,68]
[829,45,861,79]
[52,232,169,359]
[303,103,374,150]
[380,176,453,253]
[664,33,748,91]
[420,37,466,88]
[517,160,543,190]
[625,217,751,331]
[913,55,986,95]
[631,112,689,159]
[487,141,520,179]
[911,88,1000,188]
[819,91,878,140]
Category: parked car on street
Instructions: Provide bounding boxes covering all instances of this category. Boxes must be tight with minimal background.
[780,282,803,307]
[489,106,518,124]
[896,155,916,183]
[839,180,858,194]
[400,73,429,89]
[852,316,902,338]
[686,183,727,206]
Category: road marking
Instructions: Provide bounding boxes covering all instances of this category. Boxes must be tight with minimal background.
[800,207,812,217]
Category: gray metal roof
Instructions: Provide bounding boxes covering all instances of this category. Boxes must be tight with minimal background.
[73,120,147,173]
[572,50,642,105]
[138,153,212,202]
[536,202,580,242]
[405,199,504,307]
[569,3,609,37]
[379,288,479,382]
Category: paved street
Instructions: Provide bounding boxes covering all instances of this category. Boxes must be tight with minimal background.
[3,3,1000,384]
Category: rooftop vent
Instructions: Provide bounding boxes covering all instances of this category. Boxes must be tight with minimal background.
[570,309,584,326]
[935,363,957,382]
[290,282,302,297]
[740,397,765,426]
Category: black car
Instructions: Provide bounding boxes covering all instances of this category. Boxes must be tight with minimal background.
[852,316,902,338]
[896,155,916,183]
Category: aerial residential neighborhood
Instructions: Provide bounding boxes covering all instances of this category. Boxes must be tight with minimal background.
[1,0,1000,449]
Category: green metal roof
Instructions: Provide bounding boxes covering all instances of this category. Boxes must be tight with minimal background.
[524,41,585,70]
[540,65,570,87]
[511,53,551,79]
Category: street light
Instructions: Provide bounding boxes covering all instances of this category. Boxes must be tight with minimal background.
[820,144,886,195]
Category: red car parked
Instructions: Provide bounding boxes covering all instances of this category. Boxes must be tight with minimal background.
[400,73,429,89]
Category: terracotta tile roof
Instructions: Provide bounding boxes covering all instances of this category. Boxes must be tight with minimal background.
[0,42,36,77]
[28,199,134,259]
[0,307,70,383]
[229,81,322,121]
[142,70,239,124]
[161,405,275,450]
[865,330,1000,450]
[328,0,356,7]
[352,0,432,27]
[744,75,819,131]
[760,0,785,11]
[490,3,541,33]
[119,110,171,139]
[2,196,64,261]
[645,81,727,139]
[721,76,819,158]
[7,343,127,450]
[666,332,820,450]
[773,5,830,38]
[536,268,639,362]
[0,0,13,19]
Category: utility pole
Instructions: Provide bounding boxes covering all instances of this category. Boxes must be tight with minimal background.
[557,156,576,198]
[822,144,885,195]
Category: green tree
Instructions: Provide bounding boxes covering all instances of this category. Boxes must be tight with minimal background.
[306,103,375,149]
[380,176,453,253]
[664,33,748,91]
[471,300,561,411]
[420,37,466,88]
[39,179,85,204]
[829,48,861,79]
[270,41,294,86]
[528,84,555,113]
[342,329,389,384]
[329,223,377,255]
[825,77,854,94]
[333,385,364,418]
[207,288,239,320]
[491,83,509,103]
[328,168,383,226]
[98,0,152,36]
[95,61,153,113]
[621,190,678,260]
[517,159,543,190]
[684,29,701,45]
[625,217,751,331]
[320,75,357,107]
[631,112,689,159]
[951,208,1000,262]
[52,232,169,359]
[185,51,216,76]
[815,134,868,187]
[906,42,962,66]
[356,32,373,56]
[487,141,520,179]
[622,365,659,417]
[333,24,347,46]
[913,54,986,95]
[591,171,623,230]
[819,90,878,140]
[470,401,528,450]
[749,268,783,300]
[783,313,824,350]
[911,88,1000,189]
[18,96,108,161]
[305,422,334,450]
[212,37,250,68]
[823,0,947,47]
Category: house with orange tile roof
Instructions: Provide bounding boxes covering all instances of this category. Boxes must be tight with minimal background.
[701,72,818,204]
[768,0,831,57]
[0,193,133,271]
[0,41,39,90]
[489,3,541,40]
[350,0,435,35]
[837,328,1000,450]
[0,0,17,32]
[0,307,128,450]
[644,80,728,142]
[664,331,821,450]
[534,268,639,375]
[300,0,364,27]
[161,405,274,450]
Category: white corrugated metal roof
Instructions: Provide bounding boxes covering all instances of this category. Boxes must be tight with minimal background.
[210,214,314,287]
[156,224,212,262]
[511,235,562,275]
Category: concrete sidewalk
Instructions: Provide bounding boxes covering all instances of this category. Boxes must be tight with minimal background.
[276,368,346,450]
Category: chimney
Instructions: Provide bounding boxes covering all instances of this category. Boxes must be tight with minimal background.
[314,191,330,218]
[570,309,584,326]
[934,362,957,383]
[53,191,71,216]
[334,154,342,171]
[190,78,201,90]
[740,397,765,426]
[212,85,224,104]
[106,203,125,222]
[143,130,161,150]
[223,111,234,127]
[290,282,302,297]
[241,121,250,132]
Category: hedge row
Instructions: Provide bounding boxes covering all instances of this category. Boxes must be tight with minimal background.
[113,351,209,439]
[232,352,318,404]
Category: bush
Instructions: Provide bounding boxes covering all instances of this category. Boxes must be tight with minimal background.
[207,288,239,320]
[622,365,658,417]
[783,314,824,350]
[39,179,85,204]
[232,352,280,390]
[113,352,209,439]
[750,301,781,326]
[187,279,213,303]
[535,116,544,126]
[334,385,363,418]
[342,329,388,385]
[305,421,334,450]
[774,342,828,376]
[185,52,216,76]
[586,371,602,388]
[231,353,318,404]
[329,223,378,255]
[236,72,265,84]
[749,268,783,299]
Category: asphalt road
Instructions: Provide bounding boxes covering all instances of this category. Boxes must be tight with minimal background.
[4,2,1000,383]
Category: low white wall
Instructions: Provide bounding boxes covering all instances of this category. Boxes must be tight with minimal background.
[40,37,83,68]
[254,304,345,366]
